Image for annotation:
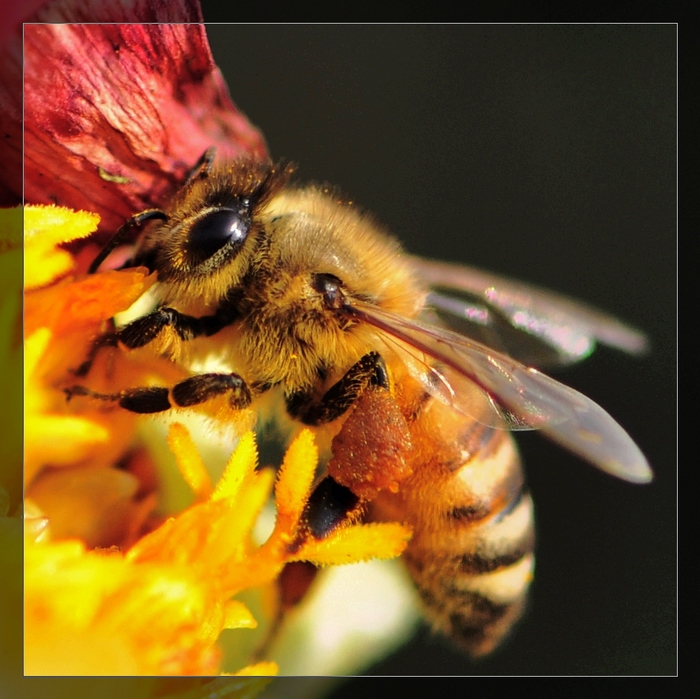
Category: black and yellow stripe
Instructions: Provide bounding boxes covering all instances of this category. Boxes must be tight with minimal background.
[372,393,535,657]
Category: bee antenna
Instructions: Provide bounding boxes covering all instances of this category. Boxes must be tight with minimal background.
[184,147,217,185]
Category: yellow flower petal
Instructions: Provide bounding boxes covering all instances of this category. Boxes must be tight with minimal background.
[292,522,412,567]
[25,537,225,675]
[267,428,317,545]
[168,422,213,501]
[223,600,258,630]
[274,429,317,520]
[24,204,100,246]
[232,661,278,676]
[211,431,258,503]
[24,205,100,289]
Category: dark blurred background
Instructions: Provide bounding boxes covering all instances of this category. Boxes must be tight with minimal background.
[202,22,676,677]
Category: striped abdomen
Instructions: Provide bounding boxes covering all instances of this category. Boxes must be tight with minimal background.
[370,382,535,657]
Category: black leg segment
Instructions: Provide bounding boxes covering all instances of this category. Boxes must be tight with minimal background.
[286,476,364,553]
[65,372,253,415]
[119,387,172,413]
[286,351,390,426]
[88,209,168,274]
[117,306,239,350]
[74,298,241,378]
[185,147,216,184]
[171,373,252,409]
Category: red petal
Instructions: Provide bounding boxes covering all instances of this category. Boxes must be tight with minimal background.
[20,13,266,236]
[2,0,207,206]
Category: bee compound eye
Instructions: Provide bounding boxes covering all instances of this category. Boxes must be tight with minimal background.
[187,207,250,264]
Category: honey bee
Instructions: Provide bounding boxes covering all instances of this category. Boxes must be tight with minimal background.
[72,153,652,658]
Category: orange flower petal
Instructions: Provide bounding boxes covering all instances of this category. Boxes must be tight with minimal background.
[26,466,140,549]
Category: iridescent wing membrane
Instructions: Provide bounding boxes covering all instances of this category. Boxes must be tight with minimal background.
[412,257,648,366]
[344,259,652,484]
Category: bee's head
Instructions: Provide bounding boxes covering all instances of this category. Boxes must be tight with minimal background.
[132,160,293,306]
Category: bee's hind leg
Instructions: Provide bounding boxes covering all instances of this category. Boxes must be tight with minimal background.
[65,372,253,414]
[283,351,391,535]
[285,351,390,426]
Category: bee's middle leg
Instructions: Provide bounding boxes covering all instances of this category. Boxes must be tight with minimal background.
[65,372,253,414]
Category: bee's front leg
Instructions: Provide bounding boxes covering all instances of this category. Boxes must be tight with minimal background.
[285,351,390,426]
[75,300,240,377]
[88,209,168,274]
[116,306,235,349]
[184,146,216,185]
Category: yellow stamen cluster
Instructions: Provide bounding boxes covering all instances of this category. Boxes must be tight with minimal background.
[21,205,413,677]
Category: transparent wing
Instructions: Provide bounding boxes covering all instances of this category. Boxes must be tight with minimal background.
[345,299,652,484]
[410,256,649,366]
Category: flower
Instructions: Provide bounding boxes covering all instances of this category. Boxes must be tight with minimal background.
[22,205,414,677]
[5,6,422,692]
